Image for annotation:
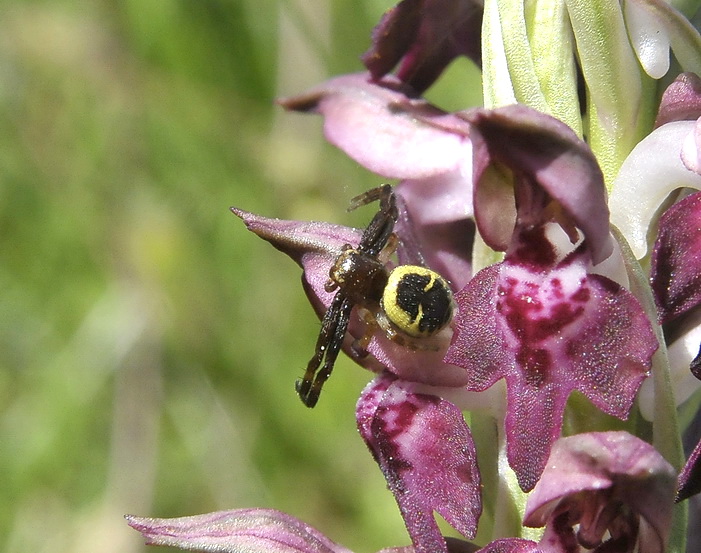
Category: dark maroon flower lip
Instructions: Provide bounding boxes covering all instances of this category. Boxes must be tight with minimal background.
[654,72,701,128]
[650,190,701,324]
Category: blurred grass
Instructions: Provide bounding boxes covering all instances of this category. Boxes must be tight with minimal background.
[0,2,481,552]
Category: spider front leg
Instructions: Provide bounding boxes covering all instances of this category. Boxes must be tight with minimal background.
[296,292,354,408]
[349,184,398,257]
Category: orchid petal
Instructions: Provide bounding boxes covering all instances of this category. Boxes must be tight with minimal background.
[682,116,701,174]
[362,0,483,94]
[231,208,360,323]
[651,190,701,322]
[466,105,612,264]
[278,73,472,180]
[396,174,475,291]
[125,509,353,553]
[678,434,701,502]
[654,73,701,128]
[357,373,482,553]
[609,120,701,259]
[625,0,701,78]
[524,432,676,553]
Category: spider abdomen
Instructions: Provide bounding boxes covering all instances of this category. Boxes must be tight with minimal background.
[381,266,454,338]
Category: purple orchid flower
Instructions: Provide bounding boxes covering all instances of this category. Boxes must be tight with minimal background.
[525,431,677,553]
[231,189,482,553]
[444,105,657,492]
[477,432,676,553]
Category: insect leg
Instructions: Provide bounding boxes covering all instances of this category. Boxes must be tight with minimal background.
[296,294,353,408]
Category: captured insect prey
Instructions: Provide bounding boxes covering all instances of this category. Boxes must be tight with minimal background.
[296,185,455,408]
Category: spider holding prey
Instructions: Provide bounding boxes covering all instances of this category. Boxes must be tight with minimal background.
[296,184,455,408]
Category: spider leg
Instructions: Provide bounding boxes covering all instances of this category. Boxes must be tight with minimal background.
[349,185,398,257]
[296,293,354,408]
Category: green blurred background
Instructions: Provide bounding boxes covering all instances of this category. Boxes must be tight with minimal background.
[0,2,480,552]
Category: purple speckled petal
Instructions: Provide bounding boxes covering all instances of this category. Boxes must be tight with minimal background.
[362,0,482,93]
[651,190,701,323]
[446,239,656,491]
[654,73,701,127]
[278,73,472,180]
[524,432,676,553]
[357,373,481,553]
[466,105,612,265]
[125,509,353,553]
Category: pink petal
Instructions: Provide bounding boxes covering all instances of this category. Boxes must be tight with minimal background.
[466,105,612,265]
[654,72,701,127]
[357,373,481,553]
[126,509,353,553]
[278,73,472,180]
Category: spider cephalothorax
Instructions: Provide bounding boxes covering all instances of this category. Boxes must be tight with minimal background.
[296,185,454,408]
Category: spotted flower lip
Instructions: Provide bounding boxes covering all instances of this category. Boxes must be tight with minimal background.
[524,432,676,553]
[445,105,657,492]
[357,372,481,553]
[361,0,483,94]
